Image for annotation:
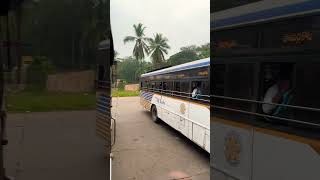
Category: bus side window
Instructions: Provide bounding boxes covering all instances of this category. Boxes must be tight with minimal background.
[156,82,162,92]
[225,63,256,120]
[201,81,210,100]
[163,81,173,95]
[291,63,320,127]
[261,63,294,121]
[191,81,202,99]
[167,81,173,92]
[163,82,167,91]
[174,82,180,96]
[151,82,155,90]
[181,81,190,98]
[212,64,226,115]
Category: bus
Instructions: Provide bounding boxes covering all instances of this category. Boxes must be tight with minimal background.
[211,0,320,179]
[140,58,210,152]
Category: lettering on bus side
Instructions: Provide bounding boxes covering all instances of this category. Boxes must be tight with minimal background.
[155,97,165,105]
[282,31,313,44]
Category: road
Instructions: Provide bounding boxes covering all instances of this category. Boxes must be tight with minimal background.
[5,111,108,180]
[111,97,210,180]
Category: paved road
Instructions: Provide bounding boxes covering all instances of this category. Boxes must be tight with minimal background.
[112,97,210,180]
[5,111,108,180]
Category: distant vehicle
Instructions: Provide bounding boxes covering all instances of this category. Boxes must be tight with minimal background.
[211,0,320,180]
[140,58,210,152]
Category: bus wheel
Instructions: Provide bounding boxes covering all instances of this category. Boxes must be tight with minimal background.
[151,105,160,123]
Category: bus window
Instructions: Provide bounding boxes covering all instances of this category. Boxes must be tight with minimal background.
[293,63,320,127]
[191,81,203,99]
[174,82,180,91]
[163,82,167,92]
[225,63,256,120]
[167,81,173,91]
[201,81,210,101]
[151,82,156,90]
[163,81,173,95]
[212,64,226,115]
[155,82,162,92]
[181,81,190,98]
[261,63,294,121]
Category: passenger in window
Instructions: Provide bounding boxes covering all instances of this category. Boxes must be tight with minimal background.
[262,68,292,116]
[192,82,202,99]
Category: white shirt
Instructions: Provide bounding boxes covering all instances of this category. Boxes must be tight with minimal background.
[262,84,279,114]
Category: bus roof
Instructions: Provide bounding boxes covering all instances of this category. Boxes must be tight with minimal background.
[211,0,320,31]
[141,58,210,78]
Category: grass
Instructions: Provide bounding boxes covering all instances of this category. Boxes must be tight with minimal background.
[112,90,140,97]
[6,89,140,112]
[7,91,96,113]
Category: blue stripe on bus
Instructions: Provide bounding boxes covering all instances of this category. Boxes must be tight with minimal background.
[142,58,210,77]
[141,91,153,101]
[211,0,320,29]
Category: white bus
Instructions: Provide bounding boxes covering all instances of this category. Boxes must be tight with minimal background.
[140,58,210,152]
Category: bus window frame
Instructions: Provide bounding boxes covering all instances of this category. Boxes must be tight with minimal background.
[211,55,320,139]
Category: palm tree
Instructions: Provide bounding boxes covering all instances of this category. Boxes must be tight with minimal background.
[123,23,150,61]
[148,33,170,69]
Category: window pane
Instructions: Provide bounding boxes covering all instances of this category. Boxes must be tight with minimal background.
[225,63,256,120]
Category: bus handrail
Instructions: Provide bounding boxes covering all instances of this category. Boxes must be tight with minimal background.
[141,87,210,97]
[141,87,210,102]
[211,94,320,112]
[212,105,320,128]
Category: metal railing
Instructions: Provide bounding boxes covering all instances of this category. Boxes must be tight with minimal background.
[141,87,210,103]
[211,94,320,128]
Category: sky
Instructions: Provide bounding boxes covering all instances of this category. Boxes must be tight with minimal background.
[110,0,210,60]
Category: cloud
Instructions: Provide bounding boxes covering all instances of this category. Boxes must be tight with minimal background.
[111,0,209,60]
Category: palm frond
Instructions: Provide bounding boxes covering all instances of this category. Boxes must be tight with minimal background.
[123,36,136,44]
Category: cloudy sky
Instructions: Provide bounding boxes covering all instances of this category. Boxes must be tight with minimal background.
[111,0,210,60]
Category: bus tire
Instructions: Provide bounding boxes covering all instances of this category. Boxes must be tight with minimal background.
[151,105,160,123]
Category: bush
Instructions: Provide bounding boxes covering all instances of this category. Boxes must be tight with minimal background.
[117,81,126,90]
[26,56,55,90]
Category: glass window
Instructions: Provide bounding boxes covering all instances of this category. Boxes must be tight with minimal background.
[163,81,173,93]
[212,64,226,107]
[190,80,209,101]
[293,63,320,127]
[223,63,256,120]
[174,81,180,92]
[260,63,294,121]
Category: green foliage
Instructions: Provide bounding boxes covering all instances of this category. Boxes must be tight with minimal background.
[167,43,210,66]
[123,23,151,61]
[26,56,55,90]
[117,56,152,83]
[167,46,199,66]
[22,0,109,70]
[148,33,170,69]
[112,90,139,97]
[197,43,210,59]
[117,80,126,90]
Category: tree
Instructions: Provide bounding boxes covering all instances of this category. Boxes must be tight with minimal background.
[167,43,210,66]
[21,0,109,70]
[117,56,152,83]
[196,43,210,59]
[148,33,170,69]
[123,23,150,61]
